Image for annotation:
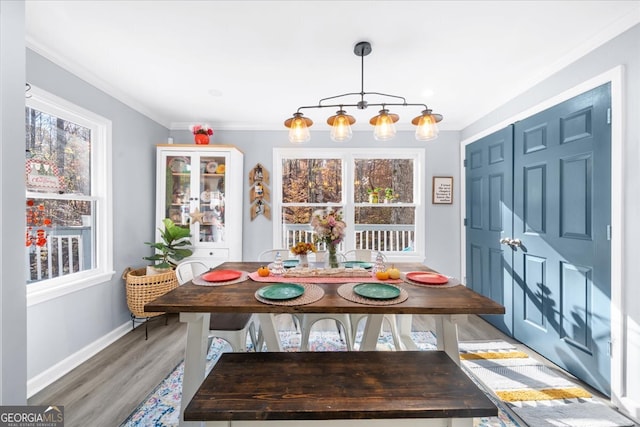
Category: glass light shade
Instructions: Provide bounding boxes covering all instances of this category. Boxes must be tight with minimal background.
[287,115,311,143]
[415,114,439,141]
[373,112,397,141]
[329,113,353,142]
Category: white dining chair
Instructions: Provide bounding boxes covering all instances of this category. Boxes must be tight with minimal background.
[257,249,292,263]
[175,261,261,352]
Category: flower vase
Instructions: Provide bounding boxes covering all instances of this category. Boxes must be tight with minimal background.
[299,253,309,268]
[328,244,339,268]
[194,134,210,145]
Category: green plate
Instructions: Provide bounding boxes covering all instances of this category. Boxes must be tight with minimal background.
[344,261,373,269]
[257,283,305,300]
[353,283,401,300]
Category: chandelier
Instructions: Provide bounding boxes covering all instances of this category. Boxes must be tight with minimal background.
[284,41,443,143]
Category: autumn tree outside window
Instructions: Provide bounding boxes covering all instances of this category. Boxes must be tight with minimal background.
[25,86,113,304]
[274,148,425,263]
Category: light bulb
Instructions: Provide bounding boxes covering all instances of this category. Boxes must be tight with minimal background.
[415,114,439,141]
[373,111,396,141]
[286,113,311,143]
[329,112,353,142]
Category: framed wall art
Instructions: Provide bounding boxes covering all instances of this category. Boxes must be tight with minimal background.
[432,176,453,204]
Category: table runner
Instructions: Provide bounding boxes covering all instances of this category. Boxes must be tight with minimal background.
[248,271,403,284]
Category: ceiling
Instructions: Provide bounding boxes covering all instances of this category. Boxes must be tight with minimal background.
[25,1,640,132]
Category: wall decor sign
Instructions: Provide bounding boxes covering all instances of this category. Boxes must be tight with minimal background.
[432,176,453,204]
[25,159,64,193]
[249,163,271,220]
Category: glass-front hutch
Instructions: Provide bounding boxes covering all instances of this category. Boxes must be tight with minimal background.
[156,144,243,267]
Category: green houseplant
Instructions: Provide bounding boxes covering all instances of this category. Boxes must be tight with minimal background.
[144,218,193,270]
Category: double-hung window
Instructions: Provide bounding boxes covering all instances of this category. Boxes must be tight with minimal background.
[273,148,425,262]
[25,86,113,305]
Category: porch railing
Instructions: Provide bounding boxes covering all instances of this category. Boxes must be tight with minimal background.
[26,227,91,283]
[283,224,414,253]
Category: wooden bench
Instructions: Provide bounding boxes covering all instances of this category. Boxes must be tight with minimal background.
[184,351,497,426]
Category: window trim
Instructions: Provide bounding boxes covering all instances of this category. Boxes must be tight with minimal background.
[273,147,425,263]
[26,86,114,306]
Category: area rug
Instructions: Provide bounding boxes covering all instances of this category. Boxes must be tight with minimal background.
[120,332,634,427]
[459,341,636,427]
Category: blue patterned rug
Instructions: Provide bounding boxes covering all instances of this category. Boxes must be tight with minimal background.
[120,330,521,427]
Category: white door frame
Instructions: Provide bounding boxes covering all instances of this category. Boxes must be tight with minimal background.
[459,66,625,407]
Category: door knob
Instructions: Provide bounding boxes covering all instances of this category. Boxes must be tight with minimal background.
[499,237,521,250]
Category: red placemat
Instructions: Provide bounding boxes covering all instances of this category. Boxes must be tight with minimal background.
[248,272,403,284]
[201,269,243,282]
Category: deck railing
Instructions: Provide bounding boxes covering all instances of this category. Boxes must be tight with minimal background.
[283,224,414,253]
[26,227,91,283]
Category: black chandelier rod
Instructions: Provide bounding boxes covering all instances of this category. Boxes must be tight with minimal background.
[296,101,428,114]
[293,41,427,113]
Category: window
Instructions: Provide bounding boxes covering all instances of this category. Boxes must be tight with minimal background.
[274,148,425,262]
[25,86,113,305]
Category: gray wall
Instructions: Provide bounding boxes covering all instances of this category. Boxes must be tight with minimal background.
[461,23,640,419]
[25,49,168,381]
[169,129,462,276]
[0,0,28,404]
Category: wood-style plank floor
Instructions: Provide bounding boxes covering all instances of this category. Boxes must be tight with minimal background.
[28,314,616,427]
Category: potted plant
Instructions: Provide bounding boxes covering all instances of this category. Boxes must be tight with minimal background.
[384,188,396,203]
[367,187,383,203]
[144,218,193,274]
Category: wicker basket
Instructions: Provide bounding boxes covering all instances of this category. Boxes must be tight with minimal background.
[125,267,179,319]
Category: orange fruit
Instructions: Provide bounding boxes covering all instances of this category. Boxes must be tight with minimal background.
[257,266,270,277]
[375,270,390,280]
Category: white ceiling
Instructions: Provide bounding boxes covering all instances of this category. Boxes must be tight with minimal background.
[25,1,640,132]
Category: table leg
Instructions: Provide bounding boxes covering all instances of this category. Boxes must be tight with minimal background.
[179,312,210,427]
[435,314,467,365]
[257,313,282,352]
[397,314,418,350]
[359,314,383,351]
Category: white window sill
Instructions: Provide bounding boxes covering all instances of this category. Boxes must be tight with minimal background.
[27,270,116,307]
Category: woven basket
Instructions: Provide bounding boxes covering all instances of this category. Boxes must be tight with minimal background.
[125,267,178,318]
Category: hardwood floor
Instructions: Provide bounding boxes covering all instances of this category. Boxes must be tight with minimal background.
[28,314,615,427]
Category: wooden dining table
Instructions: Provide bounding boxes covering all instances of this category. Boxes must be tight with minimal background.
[146,261,505,427]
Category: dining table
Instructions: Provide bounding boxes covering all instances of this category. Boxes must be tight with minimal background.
[146,261,505,427]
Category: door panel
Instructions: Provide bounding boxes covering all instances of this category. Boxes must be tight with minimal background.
[465,126,514,335]
[512,83,611,395]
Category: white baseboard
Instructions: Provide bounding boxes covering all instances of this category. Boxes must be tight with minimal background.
[27,321,131,398]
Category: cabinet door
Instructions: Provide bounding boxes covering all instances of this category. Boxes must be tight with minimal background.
[157,145,243,265]
[161,152,193,229]
[193,152,228,246]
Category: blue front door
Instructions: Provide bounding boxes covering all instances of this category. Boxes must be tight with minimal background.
[466,83,612,395]
[465,126,514,336]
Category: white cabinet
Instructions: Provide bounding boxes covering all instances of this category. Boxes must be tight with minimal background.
[156,144,243,267]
